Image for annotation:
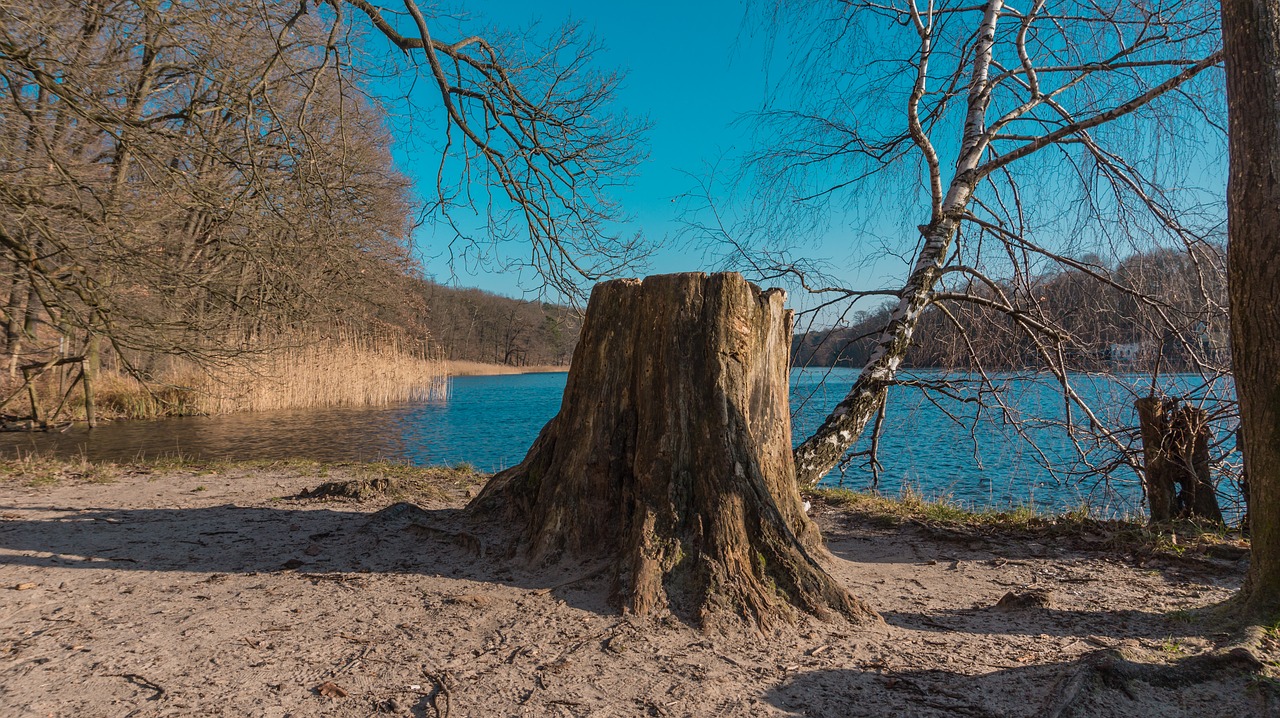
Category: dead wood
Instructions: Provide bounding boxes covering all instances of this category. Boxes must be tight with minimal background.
[1136,396,1225,526]
[470,273,877,629]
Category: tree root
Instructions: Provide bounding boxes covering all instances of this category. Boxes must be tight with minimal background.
[1044,646,1271,718]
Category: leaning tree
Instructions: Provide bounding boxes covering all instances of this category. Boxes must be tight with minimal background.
[695,0,1231,500]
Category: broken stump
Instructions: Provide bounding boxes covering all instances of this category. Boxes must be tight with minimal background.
[470,273,877,629]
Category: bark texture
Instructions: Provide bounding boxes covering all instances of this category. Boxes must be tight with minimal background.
[1224,0,1280,617]
[470,273,876,629]
[791,218,958,488]
[1135,397,1224,525]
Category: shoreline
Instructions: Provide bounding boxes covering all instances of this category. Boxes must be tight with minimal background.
[444,360,569,376]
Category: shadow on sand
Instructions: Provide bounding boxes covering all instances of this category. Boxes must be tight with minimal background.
[765,651,1277,718]
[0,500,619,615]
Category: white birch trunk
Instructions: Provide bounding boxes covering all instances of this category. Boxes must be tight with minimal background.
[793,0,1005,488]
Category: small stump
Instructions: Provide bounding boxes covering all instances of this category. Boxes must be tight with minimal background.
[1135,396,1224,525]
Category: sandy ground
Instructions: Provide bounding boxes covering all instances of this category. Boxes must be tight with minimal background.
[1,464,1276,717]
[444,361,568,377]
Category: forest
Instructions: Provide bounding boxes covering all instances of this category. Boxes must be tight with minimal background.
[793,246,1229,371]
[0,1,579,422]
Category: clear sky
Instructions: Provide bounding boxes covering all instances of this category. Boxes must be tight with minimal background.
[377,0,863,300]
[371,0,1227,319]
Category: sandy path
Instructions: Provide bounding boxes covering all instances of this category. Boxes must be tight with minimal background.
[0,465,1271,717]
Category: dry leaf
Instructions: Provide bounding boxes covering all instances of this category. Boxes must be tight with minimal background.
[314,681,348,698]
[13,583,36,591]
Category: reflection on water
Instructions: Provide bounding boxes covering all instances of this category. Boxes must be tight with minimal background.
[0,373,567,472]
[0,368,1238,516]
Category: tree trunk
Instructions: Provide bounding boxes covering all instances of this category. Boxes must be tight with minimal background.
[5,277,34,379]
[1223,0,1280,617]
[789,0,1002,489]
[83,333,99,428]
[1135,397,1224,525]
[470,273,877,630]
[792,220,957,488]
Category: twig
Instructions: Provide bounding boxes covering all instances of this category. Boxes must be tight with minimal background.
[425,670,451,718]
[111,673,165,701]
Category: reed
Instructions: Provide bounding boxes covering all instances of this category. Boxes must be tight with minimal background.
[26,333,448,420]
[196,335,448,414]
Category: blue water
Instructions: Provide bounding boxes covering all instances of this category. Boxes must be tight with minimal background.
[791,368,1240,517]
[0,368,1240,517]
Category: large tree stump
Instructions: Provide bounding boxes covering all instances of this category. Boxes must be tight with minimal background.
[470,273,877,629]
[1135,396,1225,525]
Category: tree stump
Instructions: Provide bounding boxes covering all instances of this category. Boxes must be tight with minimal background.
[470,273,877,629]
[1135,396,1225,525]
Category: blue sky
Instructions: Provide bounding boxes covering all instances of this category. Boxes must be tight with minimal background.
[374,0,832,298]
[367,0,1228,320]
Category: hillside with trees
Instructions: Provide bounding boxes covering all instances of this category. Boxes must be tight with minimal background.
[415,281,581,367]
[793,246,1229,372]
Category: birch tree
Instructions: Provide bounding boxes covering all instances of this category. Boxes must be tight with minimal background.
[725,0,1226,489]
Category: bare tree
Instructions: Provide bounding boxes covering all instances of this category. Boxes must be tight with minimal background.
[698,0,1229,503]
[0,0,643,415]
[0,0,418,376]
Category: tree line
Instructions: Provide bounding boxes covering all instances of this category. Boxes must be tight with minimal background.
[415,281,580,367]
[0,0,421,381]
[793,245,1229,372]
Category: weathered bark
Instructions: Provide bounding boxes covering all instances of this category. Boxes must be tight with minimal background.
[470,273,877,629]
[1135,397,1224,525]
[1223,0,1280,617]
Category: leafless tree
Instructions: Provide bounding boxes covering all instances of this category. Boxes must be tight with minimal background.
[341,0,650,300]
[0,0,419,380]
[0,0,643,414]
[696,0,1231,508]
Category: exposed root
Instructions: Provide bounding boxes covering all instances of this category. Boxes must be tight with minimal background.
[1044,647,1272,718]
[297,477,399,500]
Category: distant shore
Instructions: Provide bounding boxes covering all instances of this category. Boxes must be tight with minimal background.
[444,360,569,376]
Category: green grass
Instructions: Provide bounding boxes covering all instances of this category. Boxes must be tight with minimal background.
[0,452,121,487]
[810,485,1084,531]
[809,485,1244,559]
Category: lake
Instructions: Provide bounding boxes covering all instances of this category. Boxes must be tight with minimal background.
[0,368,1240,517]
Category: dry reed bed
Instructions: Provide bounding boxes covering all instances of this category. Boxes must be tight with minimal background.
[197,339,447,414]
[3,340,572,422]
[85,338,447,419]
